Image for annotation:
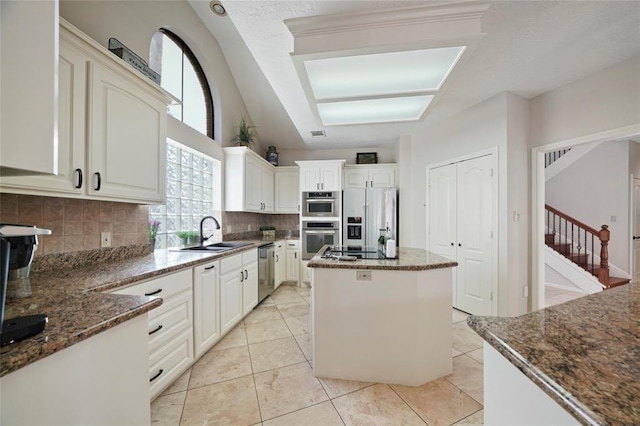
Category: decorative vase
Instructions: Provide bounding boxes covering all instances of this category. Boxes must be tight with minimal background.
[150,238,156,250]
[266,145,278,166]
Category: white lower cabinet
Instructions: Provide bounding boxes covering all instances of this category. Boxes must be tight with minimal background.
[220,248,258,334]
[220,254,244,335]
[285,240,300,283]
[193,260,221,358]
[242,250,259,315]
[112,269,193,400]
[274,240,285,289]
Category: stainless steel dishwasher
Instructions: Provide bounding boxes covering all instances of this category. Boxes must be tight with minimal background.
[258,243,275,303]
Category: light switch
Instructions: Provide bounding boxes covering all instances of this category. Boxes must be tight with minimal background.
[101,232,112,248]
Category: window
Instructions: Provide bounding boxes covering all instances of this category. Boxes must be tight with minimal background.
[150,29,214,138]
[149,140,220,249]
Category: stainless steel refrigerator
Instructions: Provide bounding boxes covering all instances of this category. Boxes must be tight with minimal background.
[342,188,398,248]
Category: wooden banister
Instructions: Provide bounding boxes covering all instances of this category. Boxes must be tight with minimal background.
[544,204,610,287]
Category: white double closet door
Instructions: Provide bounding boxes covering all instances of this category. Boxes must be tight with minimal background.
[429,154,495,315]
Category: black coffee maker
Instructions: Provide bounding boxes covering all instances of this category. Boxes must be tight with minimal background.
[0,224,51,346]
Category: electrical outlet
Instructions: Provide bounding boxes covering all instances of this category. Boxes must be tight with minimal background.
[513,211,520,221]
[101,232,112,248]
[357,270,372,281]
[523,285,529,298]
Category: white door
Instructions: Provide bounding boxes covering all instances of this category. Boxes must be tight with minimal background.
[428,155,494,315]
[428,164,457,260]
[634,178,640,283]
[456,155,494,315]
[220,270,243,334]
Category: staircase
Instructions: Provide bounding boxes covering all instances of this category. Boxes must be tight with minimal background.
[545,204,630,289]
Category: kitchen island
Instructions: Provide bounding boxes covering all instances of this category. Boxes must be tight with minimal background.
[308,246,457,386]
[468,283,640,425]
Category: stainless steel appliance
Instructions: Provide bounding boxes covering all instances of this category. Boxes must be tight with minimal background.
[343,188,398,248]
[302,191,337,217]
[321,246,385,260]
[258,243,275,303]
[302,221,340,260]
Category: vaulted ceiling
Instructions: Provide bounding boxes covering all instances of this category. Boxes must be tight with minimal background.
[188,0,640,151]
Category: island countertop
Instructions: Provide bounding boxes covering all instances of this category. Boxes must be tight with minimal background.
[467,283,640,425]
[307,246,458,271]
[0,240,268,377]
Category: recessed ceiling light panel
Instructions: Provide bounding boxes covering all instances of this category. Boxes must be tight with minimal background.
[317,96,433,126]
[304,47,464,100]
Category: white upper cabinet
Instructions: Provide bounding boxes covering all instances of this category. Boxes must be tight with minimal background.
[224,147,275,213]
[296,160,345,192]
[0,19,171,203]
[275,166,299,213]
[343,164,397,189]
[87,61,166,202]
[0,1,58,175]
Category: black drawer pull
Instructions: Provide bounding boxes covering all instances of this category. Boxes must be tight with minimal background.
[75,168,83,189]
[149,325,163,335]
[204,264,215,270]
[145,289,162,296]
[150,369,164,382]
[244,269,248,280]
[94,172,101,191]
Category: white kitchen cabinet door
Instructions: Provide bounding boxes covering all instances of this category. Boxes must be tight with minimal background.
[275,167,300,213]
[319,164,341,191]
[274,241,285,289]
[220,269,243,335]
[301,260,312,284]
[245,155,263,212]
[285,248,300,283]
[0,0,58,175]
[87,61,166,203]
[428,154,495,315]
[261,165,275,212]
[343,165,396,189]
[0,38,86,193]
[193,261,221,358]
[297,161,344,192]
[242,257,258,315]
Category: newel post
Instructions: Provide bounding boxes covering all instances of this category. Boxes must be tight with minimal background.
[598,225,610,286]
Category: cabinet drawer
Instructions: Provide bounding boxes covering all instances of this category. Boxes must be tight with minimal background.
[242,248,257,265]
[113,269,191,300]
[286,240,300,249]
[149,328,193,400]
[220,253,242,274]
[148,291,192,354]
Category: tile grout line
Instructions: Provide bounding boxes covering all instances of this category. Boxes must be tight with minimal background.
[386,383,429,425]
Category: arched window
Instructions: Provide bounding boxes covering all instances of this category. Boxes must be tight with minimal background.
[150,29,214,138]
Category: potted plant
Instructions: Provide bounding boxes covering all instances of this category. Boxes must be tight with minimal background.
[176,231,199,246]
[233,116,257,148]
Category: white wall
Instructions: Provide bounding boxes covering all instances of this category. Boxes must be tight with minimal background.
[530,56,640,147]
[631,141,640,176]
[59,0,256,152]
[395,135,414,248]
[546,140,631,273]
[277,147,395,166]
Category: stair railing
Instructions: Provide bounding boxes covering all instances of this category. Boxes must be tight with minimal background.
[544,149,571,168]
[545,204,609,286]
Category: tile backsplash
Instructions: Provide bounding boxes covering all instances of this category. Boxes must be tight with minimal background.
[0,194,149,256]
[222,211,299,237]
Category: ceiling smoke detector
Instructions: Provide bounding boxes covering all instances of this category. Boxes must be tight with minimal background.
[310,130,326,137]
[209,1,227,16]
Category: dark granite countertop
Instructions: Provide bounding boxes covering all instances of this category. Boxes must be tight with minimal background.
[307,246,458,271]
[0,241,267,377]
[467,283,640,426]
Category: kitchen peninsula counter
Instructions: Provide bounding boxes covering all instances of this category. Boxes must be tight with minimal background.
[468,283,639,425]
[1,241,266,377]
[308,246,457,386]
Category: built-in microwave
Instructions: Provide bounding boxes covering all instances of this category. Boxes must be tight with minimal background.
[302,192,337,217]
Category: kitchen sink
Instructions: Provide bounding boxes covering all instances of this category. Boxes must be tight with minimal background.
[178,241,253,252]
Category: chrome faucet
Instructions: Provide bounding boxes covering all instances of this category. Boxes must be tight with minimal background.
[199,216,221,245]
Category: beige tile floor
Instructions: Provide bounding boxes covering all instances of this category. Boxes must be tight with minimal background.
[544,285,586,308]
[151,283,484,425]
